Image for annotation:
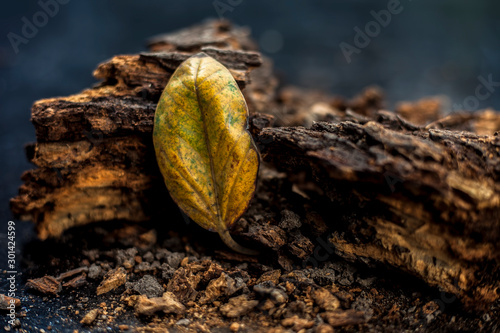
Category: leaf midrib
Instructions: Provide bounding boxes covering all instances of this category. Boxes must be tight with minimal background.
[193,58,224,228]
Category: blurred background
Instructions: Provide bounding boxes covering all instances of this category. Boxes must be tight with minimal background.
[0,0,499,244]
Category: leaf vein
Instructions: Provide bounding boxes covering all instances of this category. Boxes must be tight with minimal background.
[198,84,228,115]
[217,131,246,183]
[193,57,223,224]
[196,69,223,87]
[158,146,215,218]
[164,92,199,123]
[222,146,252,222]
[176,76,194,92]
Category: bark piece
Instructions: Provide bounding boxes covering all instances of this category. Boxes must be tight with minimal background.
[80,309,100,326]
[281,316,315,330]
[92,48,260,103]
[243,222,287,250]
[166,267,198,303]
[147,19,257,52]
[96,267,127,295]
[62,274,87,289]
[57,267,89,281]
[258,113,500,309]
[395,97,444,125]
[11,113,271,240]
[426,108,500,135]
[0,294,21,310]
[311,288,340,311]
[219,294,258,318]
[134,292,185,316]
[198,273,245,305]
[320,310,367,327]
[26,275,62,295]
[255,269,281,285]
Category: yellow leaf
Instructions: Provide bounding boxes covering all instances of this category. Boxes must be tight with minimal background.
[153,53,259,255]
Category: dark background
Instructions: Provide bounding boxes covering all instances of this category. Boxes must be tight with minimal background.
[0,0,499,270]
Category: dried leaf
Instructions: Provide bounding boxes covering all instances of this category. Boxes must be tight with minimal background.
[153,53,259,254]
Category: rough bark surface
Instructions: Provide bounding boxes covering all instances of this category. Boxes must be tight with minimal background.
[258,113,500,308]
[10,19,500,316]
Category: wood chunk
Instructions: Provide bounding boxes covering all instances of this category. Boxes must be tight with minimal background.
[311,288,340,311]
[255,269,281,285]
[0,294,21,310]
[26,276,62,295]
[316,324,335,333]
[219,295,258,318]
[243,222,287,250]
[281,316,315,331]
[258,115,500,308]
[166,267,198,303]
[396,97,444,125]
[31,94,157,142]
[93,48,260,101]
[147,19,257,52]
[134,292,185,316]
[62,274,87,289]
[96,267,127,295]
[320,310,367,327]
[198,273,244,305]
[426,108,500,135]
[80,308,100,326]
[57,266,89,281]
[11,112,272,240]
[287,232,314,259]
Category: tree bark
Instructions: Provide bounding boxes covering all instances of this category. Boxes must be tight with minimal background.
[258,111,500,309]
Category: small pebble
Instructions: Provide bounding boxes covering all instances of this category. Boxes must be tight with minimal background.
[132,275,164,298]
[80,309,99,326]
[230,322,240,332]
[176,318,191,326]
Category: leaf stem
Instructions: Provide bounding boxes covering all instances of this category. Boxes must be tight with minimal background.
[216,222,259,256]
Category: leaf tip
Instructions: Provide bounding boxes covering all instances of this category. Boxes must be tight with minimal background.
[193,52,210,59]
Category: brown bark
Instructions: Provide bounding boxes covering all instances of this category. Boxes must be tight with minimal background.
[258,111,500,308]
